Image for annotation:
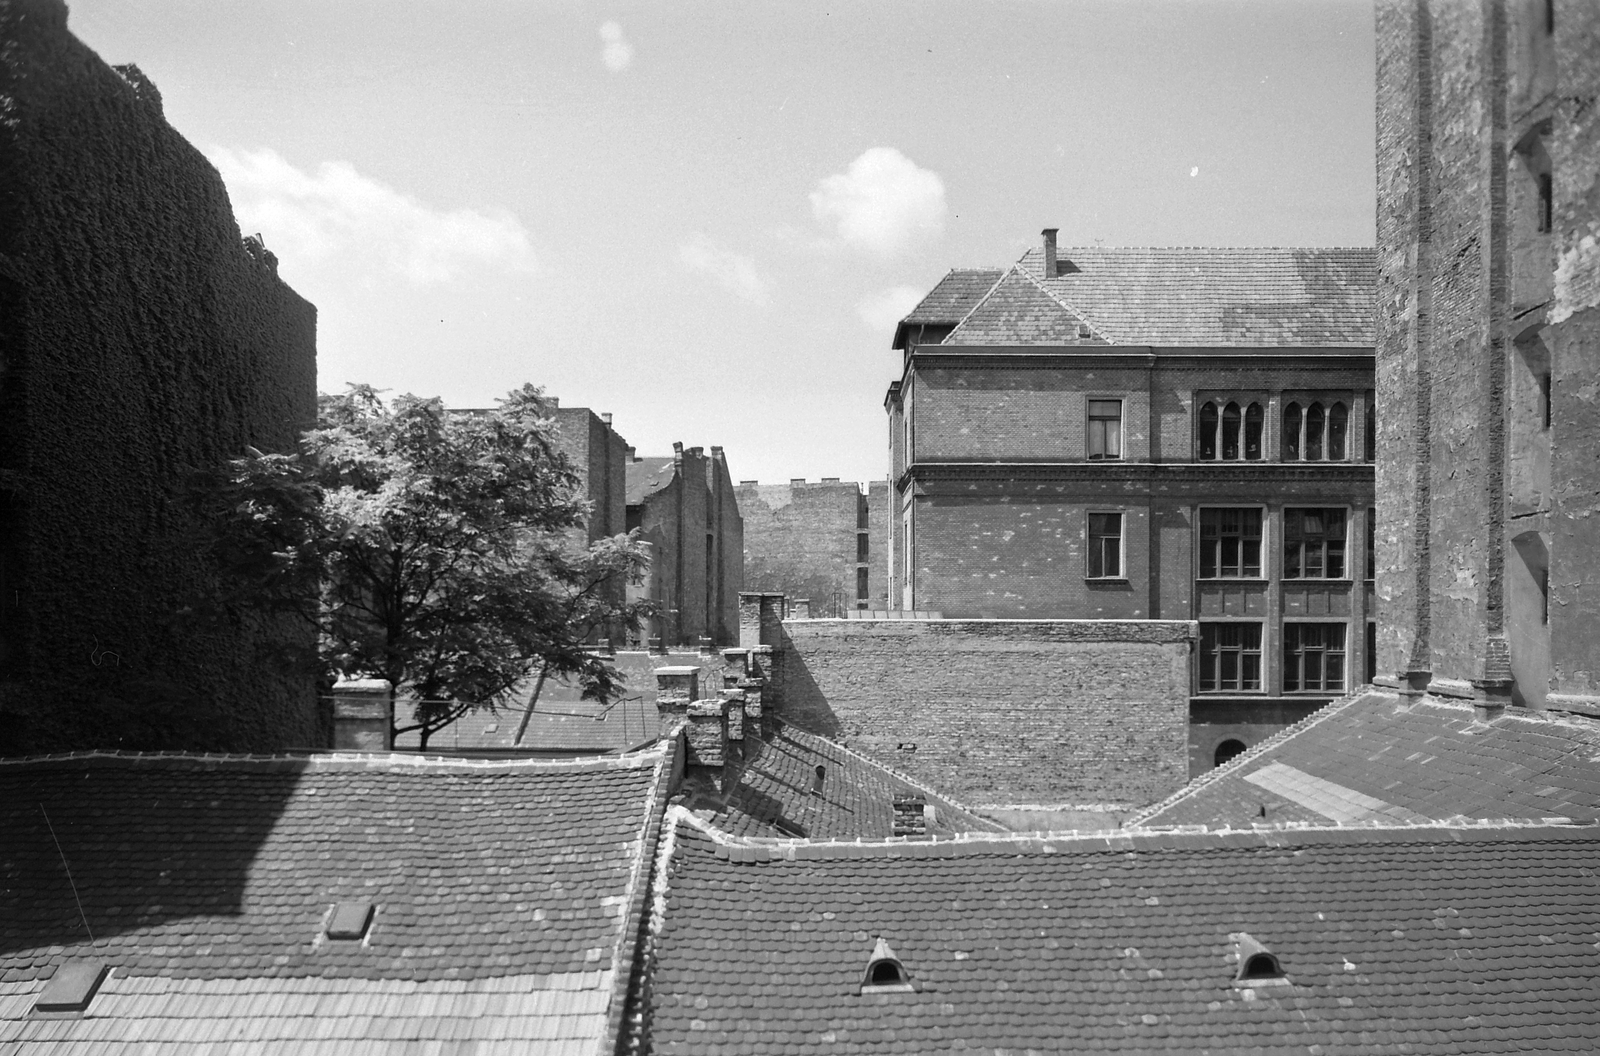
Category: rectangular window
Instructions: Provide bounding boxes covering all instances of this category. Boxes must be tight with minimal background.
[856,566,869,602]
[1199,623,1263,692]
[1087,512,1122,578]
[1087,399,1123,460]
[1284,623,1346,692]
[1199,508,1263,578]
[1366,508,1376,581]
[1283,508,1347,579]
[1365,621,1377,684]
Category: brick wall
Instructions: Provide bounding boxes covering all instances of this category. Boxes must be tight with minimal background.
[776,619,1193,807]
[737,480,864,618]
[0,1,319,753]
[865,480,892,610]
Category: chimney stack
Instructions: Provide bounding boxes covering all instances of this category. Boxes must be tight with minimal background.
[600,412,612,425]
[331,679,393,751]
[626,445,637,462]
[1042,228,1058,279]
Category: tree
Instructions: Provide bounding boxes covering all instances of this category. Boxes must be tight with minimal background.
[210,384,651,748]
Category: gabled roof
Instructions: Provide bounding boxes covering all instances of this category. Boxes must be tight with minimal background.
[911,246,1375,350]
[644,811,1600,1055]
[892,268,1006,348]
[941,267,1108,347]
[681,724,1004,840]
[0,747,673,1054]
[625,457,676,506]
[1130,689,1600,830]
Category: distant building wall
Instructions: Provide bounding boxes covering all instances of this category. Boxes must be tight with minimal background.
[865,480,891,610]
[0,1,319,753]
[737,479,870,617]
[1374,0,1600,715]
[630,446,742,646]
[776,619,1194,807]
[549,404,628,544]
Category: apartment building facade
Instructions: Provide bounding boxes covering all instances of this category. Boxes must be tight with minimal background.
[887,235,1376,761]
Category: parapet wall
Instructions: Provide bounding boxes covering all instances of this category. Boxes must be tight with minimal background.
[776,619,1194,808]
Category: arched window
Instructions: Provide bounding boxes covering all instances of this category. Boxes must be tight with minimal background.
[1221,402,1242,460]
[1244,403,1263,460]
[1242,953,1284,980]
[1305,403,1325,460]
[1199,402,1218,460]
[1328,402,1348,460]
[1283,403,1302,461]
[1364,391,1376,461]
[869,960,907,985]
[1214,739,1247,767]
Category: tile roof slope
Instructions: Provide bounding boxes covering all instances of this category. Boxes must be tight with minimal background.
[0,747,672,1055]
[625,458,675,506]
[1131,689,1600,830]
[940,267,1108,347]
[940,246,1374,348]
[645,812,1600,1055]
[393,696,659,753]
[685,724,1005,840]
[900,268,1004,324]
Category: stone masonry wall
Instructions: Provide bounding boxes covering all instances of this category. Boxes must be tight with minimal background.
[737,480,864,618]
[777,619,1193,807]
[0,1,320,753]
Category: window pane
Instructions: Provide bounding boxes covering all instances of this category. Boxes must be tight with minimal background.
[1243,538,1261,578]
[1089,401,1122,459]
[1306,403,1325,460]
[1222,402,1241,460]
[1245,403,1263,460]
[1199,402,1218,460]
[1241,651,1261,690]
[1329,402,1348,459]
[1222,537,1240,577]
[1284,403,1302,460]
[1106,419,1122,458]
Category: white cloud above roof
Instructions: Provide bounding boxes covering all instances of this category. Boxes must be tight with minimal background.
[810,148,947,258]
[678,233,773,305]
[599,21,634,72]
[209,147,536,285]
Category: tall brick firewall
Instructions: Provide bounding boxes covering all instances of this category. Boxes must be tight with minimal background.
[738,480,865,618]
[777,619,1194,808]
[0,0,319,752]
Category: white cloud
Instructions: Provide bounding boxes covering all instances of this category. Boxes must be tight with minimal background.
[857,284,926,332]
[599,21,634,72]
[810,147,947,258]
[678,233,773,305]
[209,147,535,285]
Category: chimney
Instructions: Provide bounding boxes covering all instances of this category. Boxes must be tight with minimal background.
[673,441,684,467]
[698,636,715,655]
[626,445,637,462]
[600,412,612,425]
[331,678,393,751]
[791,599,811,619]
[1042,228,1058,278]
[547,396,560,408]
[683,694,745,791]
[654,666,700,720]
[892,794,932,837]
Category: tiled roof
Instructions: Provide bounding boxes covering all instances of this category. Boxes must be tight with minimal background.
[940,268,1107,347]
[645,811,1600,1055]
[934,247,1375,348]
[0,747,672,1054]
[626,458,676,506]
[394,696,660,753]
[1131,689,1600,830]
[900,269,1005,324]
[682,724,1005,840]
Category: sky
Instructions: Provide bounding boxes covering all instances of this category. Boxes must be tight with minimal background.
[67,0,1377,487]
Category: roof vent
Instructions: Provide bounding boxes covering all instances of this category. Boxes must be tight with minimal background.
[809,764,827,796]
[1231,932,1290,988]
[327,901,375,941]
[859,937,915,993]
[33,962,109,1014]
[1076,321,1093,339]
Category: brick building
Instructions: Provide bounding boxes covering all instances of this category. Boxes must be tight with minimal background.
[887,235,1376,757]
[735,478,891,616]
[0,0,320,754]
[627,444,743,646]
[1374,0,1600,717]
[546,400,629,546]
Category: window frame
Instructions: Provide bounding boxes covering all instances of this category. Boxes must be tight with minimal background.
[1196,395,1265,462]
[1281,394,1356,463]
[1282,506,1350,580]
[1197,505,1267,580]
[1282,621,1348,694]
[1085,510,1125,580]
[1198,621,1264,693]
[1086,398,1124,461]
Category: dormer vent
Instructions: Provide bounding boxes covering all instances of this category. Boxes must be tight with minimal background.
[33,962,109,1014]
[1231,932,1289,987]
[327,901,374,941]
[859,937,915,993]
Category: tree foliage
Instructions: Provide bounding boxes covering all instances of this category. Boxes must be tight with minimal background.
[211,384,650,747]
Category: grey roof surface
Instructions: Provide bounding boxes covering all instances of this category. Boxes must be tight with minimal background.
[1130,689,1600,830]
[900,268,1006,324]
[646,812,1600,1055]
[625,458,675,506]
[934,247,1375,349]
[0,747,672,1054]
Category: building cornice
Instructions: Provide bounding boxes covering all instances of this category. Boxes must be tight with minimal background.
[897,461,1378,489]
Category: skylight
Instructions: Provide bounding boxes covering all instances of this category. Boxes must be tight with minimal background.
[33,962,109,1014]
[859,937,915,994]
[327,901,375,941]
[1231,932,1290,988]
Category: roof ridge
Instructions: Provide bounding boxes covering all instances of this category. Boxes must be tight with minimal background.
[938,265,1012,341]
[777,725,1008,833]
[0,744,670,772]
[1123,687,1378,827]
[1012,260,1112,343]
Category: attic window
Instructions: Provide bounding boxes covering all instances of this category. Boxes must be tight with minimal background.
[34,963,109,1014]
[327,901,374,941]
[859,937,915,994]
[1231,932,1290,988]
